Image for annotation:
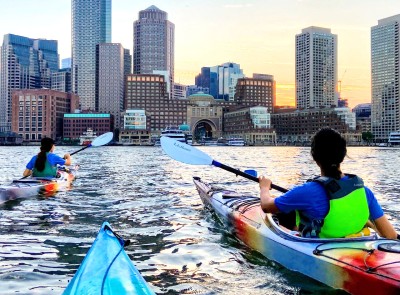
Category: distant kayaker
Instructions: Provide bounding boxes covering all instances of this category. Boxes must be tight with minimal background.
[259,127,398,239]
[23,137,72,178]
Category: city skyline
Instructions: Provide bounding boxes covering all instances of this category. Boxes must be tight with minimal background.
[1,1,400,108]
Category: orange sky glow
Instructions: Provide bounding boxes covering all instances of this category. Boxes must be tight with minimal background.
[1,0,400,109]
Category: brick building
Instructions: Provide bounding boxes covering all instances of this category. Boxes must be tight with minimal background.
[63,113,113,141]
[125,74,187,133]
[11,89,79,141]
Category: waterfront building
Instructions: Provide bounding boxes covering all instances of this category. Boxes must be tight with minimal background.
[371,14,400,142]
[173,83,187,100]
[0,34,59,131]
[295,27,338,109]
[133,6,174,94]
[271,108,361,145]
[11,89,79,142]
[63,112,113,141]
[119,110,151,145]
[96,43,125,129]
[186,93,224,140]
[72,0,111,111]
[210,62,245,101]
[195,67,218,99]
[186,85,210,97]
[0,132,23,145]
[353,103,371,132]
[223,106,276,145]
[334,107,356,130]
[234,74,276,113]
[61,58,71,69]
[51,68,72,93]
[125,74,186,132]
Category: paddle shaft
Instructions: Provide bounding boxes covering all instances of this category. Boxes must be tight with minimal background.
[212,160,288,193]
[70,144,91,156]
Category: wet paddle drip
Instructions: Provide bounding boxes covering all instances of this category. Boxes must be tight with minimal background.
[313,242,400,282]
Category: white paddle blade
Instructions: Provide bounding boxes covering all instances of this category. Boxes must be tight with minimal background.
[160,136,213,165]
[91,132,114,147]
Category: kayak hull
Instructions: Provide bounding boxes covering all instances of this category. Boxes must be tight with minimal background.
[0,166,78,204]
[63,222,155,295]
[193,177,400,295]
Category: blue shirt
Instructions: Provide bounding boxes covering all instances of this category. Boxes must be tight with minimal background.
[26,153,66,170]
[274,176,384,221]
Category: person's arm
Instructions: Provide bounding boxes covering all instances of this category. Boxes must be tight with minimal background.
[364,187,398,239]
[63,153,71,166]
[24,156,36,177]
[259,176,280,213]
[372,215,398,239]
[23,169,32,177]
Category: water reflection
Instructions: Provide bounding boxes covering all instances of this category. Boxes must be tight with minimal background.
[0,146,398,294]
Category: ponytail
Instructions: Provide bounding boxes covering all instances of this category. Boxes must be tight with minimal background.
[35,137,55,172]
[319,163,342,180]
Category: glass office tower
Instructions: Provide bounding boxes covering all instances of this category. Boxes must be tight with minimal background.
[371,14,400,142]
[71,0,111,111]
[0,34,58,131]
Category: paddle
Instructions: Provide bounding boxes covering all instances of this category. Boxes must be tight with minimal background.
[160,136,288,193]
[22,132,114,179]
[70,132,114,155]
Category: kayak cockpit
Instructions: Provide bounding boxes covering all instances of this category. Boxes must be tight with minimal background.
[262,210,380,243]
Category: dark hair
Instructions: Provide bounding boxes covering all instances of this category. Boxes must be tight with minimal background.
[35,137,55,172]
[311,128,346,179]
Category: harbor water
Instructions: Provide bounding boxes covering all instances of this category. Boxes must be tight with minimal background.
[0,145,399,294]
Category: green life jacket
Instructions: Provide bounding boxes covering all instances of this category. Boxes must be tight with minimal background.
[32,152,58,177]
[298,174,369,238]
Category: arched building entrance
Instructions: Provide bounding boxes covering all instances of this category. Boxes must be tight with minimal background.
[193,120,217,141]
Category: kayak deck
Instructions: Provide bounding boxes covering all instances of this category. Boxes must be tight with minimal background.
[63,222,155,295]
[0,165,78,204]
[193,176,400,295]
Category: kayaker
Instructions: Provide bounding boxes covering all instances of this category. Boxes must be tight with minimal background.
[259,127,398,239]
[23,137,72,178]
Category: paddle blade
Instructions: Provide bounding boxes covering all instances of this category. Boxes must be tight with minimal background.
[161,136,213,165]
[91,132,113,147]
[244,169,258,177]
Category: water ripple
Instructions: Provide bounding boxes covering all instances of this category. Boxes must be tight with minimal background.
[0,146,397,294]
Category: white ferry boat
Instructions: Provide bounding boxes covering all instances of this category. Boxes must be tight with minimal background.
[161,126,186,143]
[388,131,400,146]
[227,138,246,146]
[79,128,97,146]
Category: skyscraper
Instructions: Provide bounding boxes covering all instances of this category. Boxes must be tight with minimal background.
[371,14,400,142]
[71,0,111,111]
[295,27,337,109]
[96,43,125,129]
[133,6,174,93]
[211,62,245,101]
[0,34,58,131]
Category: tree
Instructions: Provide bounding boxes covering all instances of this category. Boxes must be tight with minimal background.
[362,131,374,143]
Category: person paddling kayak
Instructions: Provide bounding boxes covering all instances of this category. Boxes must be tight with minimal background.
[259,127,397,239]
[23,137,72,178]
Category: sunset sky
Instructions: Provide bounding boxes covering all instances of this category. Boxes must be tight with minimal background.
[1,0,400,108]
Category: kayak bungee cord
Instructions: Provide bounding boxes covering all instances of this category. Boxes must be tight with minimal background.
[314,242,400,282]
[100,225,131,295]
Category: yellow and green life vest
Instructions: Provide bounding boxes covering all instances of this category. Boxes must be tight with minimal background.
[298,174,369,238]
